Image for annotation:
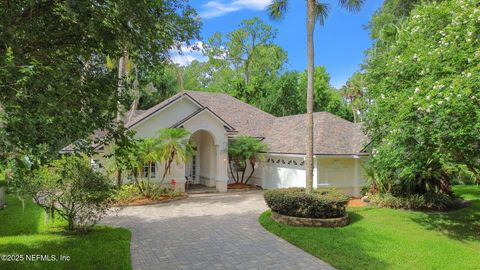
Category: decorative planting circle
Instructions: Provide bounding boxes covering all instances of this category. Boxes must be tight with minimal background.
[271,211,350,227]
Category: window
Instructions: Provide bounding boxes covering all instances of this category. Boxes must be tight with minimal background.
[90,159,102,171]
[143,163,156,178]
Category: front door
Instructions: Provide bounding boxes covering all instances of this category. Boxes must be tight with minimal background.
[186,147,199,184]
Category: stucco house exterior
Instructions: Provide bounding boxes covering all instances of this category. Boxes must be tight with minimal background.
[81,91,369,196]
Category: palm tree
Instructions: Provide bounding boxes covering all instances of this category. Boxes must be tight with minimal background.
[340,72,365,123]
[268,0,364,193]
[228,136,268,184]
[156,128,194,184]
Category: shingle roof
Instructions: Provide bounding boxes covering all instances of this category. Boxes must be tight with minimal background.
[263,112,368,155]
[64,91,369,155]
[128,91,368,155]
[126,91,276,138]
[184,91,275,138]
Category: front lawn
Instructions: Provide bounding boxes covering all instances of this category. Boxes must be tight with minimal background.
[0,195,131,270]
[259,185,480,270]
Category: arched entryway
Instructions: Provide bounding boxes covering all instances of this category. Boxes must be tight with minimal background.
[186,130,217,188]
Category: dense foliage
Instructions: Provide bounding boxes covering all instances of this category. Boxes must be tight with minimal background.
[264,188,349,218]
[228,136,268,184]
[364,0,480,196]
[29,156,116,231]
[0,0,200,162]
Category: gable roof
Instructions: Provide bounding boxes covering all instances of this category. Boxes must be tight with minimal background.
[170,107,235,131]
[263,112,368,155]
[184,91,275,138]
[127,91,368,155]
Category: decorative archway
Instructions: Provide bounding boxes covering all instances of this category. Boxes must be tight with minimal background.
[187,130,217,188]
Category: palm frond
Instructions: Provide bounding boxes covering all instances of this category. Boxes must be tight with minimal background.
[338,0,364,12]
[314,1,329,26]
[268,0,288,20]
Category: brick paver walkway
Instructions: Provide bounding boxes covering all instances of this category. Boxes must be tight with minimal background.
[104,191,335,270]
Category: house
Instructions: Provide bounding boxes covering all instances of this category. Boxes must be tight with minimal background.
[88,91,370,196]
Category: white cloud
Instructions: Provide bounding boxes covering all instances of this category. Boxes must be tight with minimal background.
[200,0,271,19]
[169,41,207,66]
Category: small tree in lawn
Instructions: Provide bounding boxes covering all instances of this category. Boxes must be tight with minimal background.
[228,136,268,185]
[32,155,116,232]
[156,128,194,183]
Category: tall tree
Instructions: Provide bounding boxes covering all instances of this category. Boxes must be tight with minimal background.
[202,17,288,105]
[0,1,200,163]
[298,66,353,120]
[268,0,364,193]
[340,72,366,123]
[364,0,480,192]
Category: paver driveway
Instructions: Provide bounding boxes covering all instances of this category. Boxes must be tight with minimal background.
[103,191,334,270]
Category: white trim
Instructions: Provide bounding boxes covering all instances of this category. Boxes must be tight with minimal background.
[172,107,234,131]
[316,154,368,159]
[265,153,306,158]
[128,94,202,129]
[266,153,368,159]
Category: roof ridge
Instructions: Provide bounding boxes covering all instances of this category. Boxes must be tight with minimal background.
[185,90,276,118]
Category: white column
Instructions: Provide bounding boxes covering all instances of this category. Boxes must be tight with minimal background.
[172,161,186,192]
[215,143,229,192]
[313,156,318,189]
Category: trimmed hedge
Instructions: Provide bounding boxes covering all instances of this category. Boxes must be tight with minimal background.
[264,188,350,219]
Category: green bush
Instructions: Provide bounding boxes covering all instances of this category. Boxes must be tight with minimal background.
[264,188,350,218]
[115,184,142,204]
[369,192,461,211]
[137,181,170,200]
[117,181,182,203]
[32,155,116,231]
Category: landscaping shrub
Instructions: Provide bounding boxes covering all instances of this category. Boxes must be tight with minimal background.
[31,155,116,231]
[264,188,349,218]
[115,184,143,204]
[369,192,461,211]
[116,181,182,204]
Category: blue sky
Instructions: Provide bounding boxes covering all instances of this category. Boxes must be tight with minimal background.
[174,0,384,88]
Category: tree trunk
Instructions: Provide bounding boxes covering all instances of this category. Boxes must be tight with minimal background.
[161,159,173,184]
[244,158,256,185]
[0,186,5,209]
[228,157,237,182]
[126,65,140,125]
[352,104,357,123]
[116,170,122,188]
[305,0,316,194]
[147,161,151,182]
[116,51,127,123]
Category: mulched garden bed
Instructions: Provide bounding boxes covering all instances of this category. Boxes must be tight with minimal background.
[115,193,188,206]
[227,183,262,191]
[348,197,369,207]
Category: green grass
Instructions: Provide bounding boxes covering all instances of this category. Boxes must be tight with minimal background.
[259,185,480,270]
[0,195,132,270]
